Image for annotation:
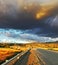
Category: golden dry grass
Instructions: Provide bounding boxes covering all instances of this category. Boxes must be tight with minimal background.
[0,48,21,61]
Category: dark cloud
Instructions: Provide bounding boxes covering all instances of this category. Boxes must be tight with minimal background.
[0,0,58,32]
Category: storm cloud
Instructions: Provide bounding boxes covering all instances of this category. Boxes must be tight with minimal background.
[0,0,58,43]
[0,0,58,30]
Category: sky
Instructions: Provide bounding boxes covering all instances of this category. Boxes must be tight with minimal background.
[0,0,58,43]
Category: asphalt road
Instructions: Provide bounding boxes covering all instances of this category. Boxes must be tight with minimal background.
[14,51,30,65]
[36,49,58,65]
[2,49,58,65]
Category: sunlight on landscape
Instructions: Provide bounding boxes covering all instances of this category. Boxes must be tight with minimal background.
[0,43,28,64]
[0,42,58,64]
[0,0,58,65]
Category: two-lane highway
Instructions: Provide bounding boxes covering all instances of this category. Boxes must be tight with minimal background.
[36,49,58,65]
[2,48,58,65]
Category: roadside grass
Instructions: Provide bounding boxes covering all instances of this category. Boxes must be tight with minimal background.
[38,48,58,51]
[0,48,22,64]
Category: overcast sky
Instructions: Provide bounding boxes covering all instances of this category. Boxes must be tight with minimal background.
[0,0,58,33]
[0,0,58,43]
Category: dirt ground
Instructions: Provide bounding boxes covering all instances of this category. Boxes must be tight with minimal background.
[27,49,40,65]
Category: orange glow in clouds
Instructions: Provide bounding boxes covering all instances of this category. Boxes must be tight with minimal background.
[35,7,48,19]
[35,5,54,19]
[36,12,46,19]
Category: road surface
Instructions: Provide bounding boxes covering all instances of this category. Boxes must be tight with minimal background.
[14,49,40,65]
[14,51,30,65]
[14,48,58,65]
[2,49,58,65]
[36,49,58,65]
